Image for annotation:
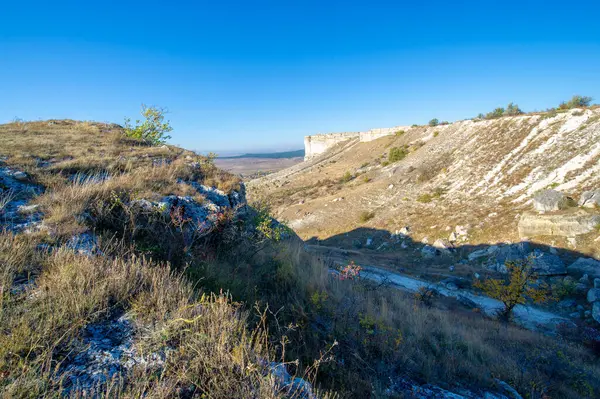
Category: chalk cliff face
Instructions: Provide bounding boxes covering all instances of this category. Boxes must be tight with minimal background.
[303,132,360,160]
[252,108,600,256]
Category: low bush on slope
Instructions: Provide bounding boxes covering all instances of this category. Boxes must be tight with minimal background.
[1,120,600,398]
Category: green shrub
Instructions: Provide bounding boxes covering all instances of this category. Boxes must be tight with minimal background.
[340,171,353,183]
[433,131,439,137]
[504,102,523,116]
[428,118,439,127]
[388,147,409,163]
[416,193,433,203]
[559,95,593,110]
[439,121,449,125]
[485,107,505,119]
[359,211,375,223]
[411,124,418,128]
[395,130,405,136]
[124,105,173,145]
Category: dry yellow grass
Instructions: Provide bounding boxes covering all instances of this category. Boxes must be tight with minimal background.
[1,119,600,398]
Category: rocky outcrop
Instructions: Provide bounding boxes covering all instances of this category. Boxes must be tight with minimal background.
[567,257,600,279]
[518,211,600,238]
[587,279,600,324]
[533,190,569,212]
[580,189,600,208]
[384,377,515,399]
[468,243,565,276]
[0,167,43,232]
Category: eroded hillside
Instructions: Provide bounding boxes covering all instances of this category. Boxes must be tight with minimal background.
[249,108,600,257]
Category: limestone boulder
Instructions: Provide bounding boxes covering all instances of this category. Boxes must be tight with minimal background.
[421,245,437,259]
[594,302,600,324]
[533,190,568,212]
[495,242,531,266]
[530,250,567,276]
[580,190,600,209]
[518,211,600,238]
[567,257,600,280]
[433,238,453,254]
[587,288,600,303]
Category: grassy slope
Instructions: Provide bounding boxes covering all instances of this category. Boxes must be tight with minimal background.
[0,120,599,398]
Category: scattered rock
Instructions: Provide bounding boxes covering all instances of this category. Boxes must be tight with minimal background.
[595,278,600,289]
[269,362,316,399]
[533,189,568,213]
[593,303,600,323]
[494,242,531,266]
[567,257,600,280]
[66,233,99,256]
[433,238,453,254]
[587,288,600,303]
[468,245,499,261]
[366,238,373,247]
[529,249,566,276]
[421,245,437,259]
[398,226,410,235]
[455,225,469,236]
[385,377,511,399]
[62,313,165,393]
[557,299,577,309]
[579,189,600,208]
[579,274,590,284]
[575,283,589,295]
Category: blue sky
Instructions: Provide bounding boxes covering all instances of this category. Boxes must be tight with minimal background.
[1,1,599,153]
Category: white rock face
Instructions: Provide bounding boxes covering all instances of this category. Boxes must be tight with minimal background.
[518,211,600,238]
[580,189,600,208]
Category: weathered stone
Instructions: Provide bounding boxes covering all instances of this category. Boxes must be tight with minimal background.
[533,189,568,212]
[557,299,577,309]
[580,190,600,208]
[421,245,437,258]
[433,238,452,253]
[575,283,589,294]
[568,257,600,279]
[530,250,566,276]
[455,225,469,236]
[398,226,410,235]
[448,232,458,242]
[468,245,499,261]
[518,211,600,238]
[587,288,600,303]
[593,302,600,323]
[595,278,600,289]
[495,242,531,265]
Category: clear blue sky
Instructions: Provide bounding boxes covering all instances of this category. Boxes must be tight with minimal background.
[1,1,599,153]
